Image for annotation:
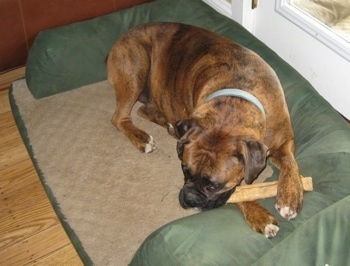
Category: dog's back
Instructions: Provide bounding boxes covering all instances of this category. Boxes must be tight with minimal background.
[107,22,292,147]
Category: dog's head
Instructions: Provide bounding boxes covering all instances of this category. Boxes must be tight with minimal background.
[175,119,268,211]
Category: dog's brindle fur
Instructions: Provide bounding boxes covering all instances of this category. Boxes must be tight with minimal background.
[107,22,303,238]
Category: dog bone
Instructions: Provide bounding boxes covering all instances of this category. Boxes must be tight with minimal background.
[226,176,313,203]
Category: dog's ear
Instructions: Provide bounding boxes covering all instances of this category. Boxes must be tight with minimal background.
[237,139,268,184]
[175,119,198,160]
[174,119,197,139]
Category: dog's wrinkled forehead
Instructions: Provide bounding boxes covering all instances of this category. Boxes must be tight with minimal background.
[179,132,245,183]
[177,123,233,158]
[186,143,235,172]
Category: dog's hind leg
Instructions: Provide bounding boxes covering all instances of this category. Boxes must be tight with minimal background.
[111,95,157,153]
[107,42,156,153]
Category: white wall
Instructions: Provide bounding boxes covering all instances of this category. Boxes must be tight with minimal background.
[254,1,350,119]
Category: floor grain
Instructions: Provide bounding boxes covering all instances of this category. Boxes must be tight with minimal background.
[0,68,82,265]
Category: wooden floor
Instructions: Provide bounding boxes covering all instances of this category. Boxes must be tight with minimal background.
[0,68,83,265]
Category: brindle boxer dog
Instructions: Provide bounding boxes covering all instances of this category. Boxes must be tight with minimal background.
[107,22,304,238]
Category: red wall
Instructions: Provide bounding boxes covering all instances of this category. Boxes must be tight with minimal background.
[0,0,154,72]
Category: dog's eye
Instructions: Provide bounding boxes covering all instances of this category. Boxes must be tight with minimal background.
[182,165,192,180]
[182,164,189,173]
[207,183,221,192]
[202,178,221,192]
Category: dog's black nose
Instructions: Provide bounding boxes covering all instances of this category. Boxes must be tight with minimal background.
[179,186,236,211]
[179,187,206,209]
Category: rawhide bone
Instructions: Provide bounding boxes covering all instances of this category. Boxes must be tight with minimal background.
[227,176,313,203]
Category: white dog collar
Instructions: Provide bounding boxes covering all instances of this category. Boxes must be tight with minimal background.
[206,88,266,117]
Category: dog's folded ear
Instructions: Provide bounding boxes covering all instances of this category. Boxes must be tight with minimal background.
[175,119,200,160]
[176,138,189,160]
[237,139,269,184]
[174,119,196,139]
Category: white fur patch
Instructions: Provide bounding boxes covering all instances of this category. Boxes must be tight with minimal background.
[167,123,174,130]
[276,205,298,220]
[144,136,156,153]
[264,223,280,238]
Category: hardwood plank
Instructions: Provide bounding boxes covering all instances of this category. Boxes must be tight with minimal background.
[0,142,28,165]
[0,112,21,138]
[1,180,50,214]
[26,244,83,266]
[0,206,59,251]
[0,90,11,113]
[0,67,25,91]
[0,69,82,265]
[0,160,38,195]
[0,112,32,168]
[0,224,75,265]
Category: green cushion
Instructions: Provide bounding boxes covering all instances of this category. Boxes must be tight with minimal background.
[25,3,152,98]
[25,0,350,265]
[26,0,257,98]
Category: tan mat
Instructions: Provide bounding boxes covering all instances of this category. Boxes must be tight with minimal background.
[11,79,272,265]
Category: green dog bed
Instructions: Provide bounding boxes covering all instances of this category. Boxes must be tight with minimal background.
[16,0,350,265]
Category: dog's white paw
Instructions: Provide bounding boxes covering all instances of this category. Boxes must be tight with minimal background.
[275,204,298,220]
[144,136,157,153]
[167,123,174,131]
[166,123,177,137]
[264,223,280,238]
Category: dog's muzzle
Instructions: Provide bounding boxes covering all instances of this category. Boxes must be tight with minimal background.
[179,185,235,211]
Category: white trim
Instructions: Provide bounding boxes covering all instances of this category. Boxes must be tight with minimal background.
[276,0,350,61]
[202,0,232,19]
[231,0,257,34]
[202,0,257,34]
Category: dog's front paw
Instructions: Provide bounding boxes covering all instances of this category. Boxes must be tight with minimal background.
[237,201,280,238]
[275,200,303,220]
[264,223,280,238]
[249,213,280,238]
[143,135,157,153]
[275,178,303,220]
[275,205,298,220]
